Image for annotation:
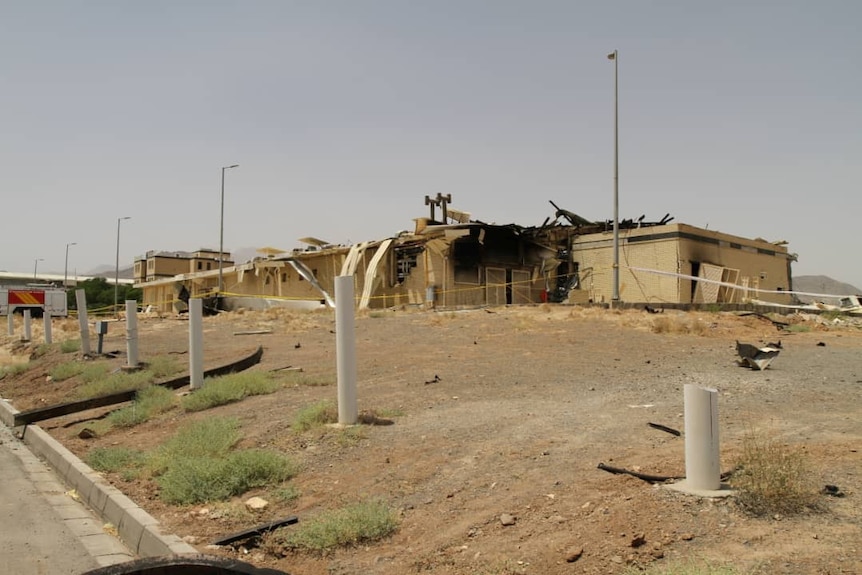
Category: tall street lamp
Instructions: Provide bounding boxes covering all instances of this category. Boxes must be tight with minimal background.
[608,49,620,304]
[33,258,44,280]
[64,242,77,288]
[219,164,239,294]
[115,217,131,316]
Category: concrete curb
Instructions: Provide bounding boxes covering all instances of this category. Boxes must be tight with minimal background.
[0,398,197,558]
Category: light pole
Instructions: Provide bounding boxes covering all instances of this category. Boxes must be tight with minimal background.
[115,217,131,317]
[608,49,620,304]
[64,242,77,288]
[219,164,239,294]
[33,258,44,280]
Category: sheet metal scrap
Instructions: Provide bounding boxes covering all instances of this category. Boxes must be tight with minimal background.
[736,340,781,370]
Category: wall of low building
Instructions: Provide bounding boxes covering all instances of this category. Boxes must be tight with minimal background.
[569,224,792,304]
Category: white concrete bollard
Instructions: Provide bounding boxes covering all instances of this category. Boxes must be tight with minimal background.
[7,313,13,336]
[75,289,91,355]
[22,310,32,342]
[43,312,52,344]
[683,384,721,490]
[335,276,358,425]
[125,300,139,368]
[189,298,203,390]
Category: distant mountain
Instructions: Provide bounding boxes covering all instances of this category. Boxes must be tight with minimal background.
[793,275,861,303]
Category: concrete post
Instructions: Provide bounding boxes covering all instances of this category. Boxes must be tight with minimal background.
[683,384,721,490]
[8,312,14,336]
[22,310,32,342]
[335,276,358,425]
[189,298,203,390]
[125,300,139,369]
[75,289,91,355]
[43,312,52,344]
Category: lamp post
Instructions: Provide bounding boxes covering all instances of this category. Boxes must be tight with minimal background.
[64,242,77,288]
[219,164,239,294]
[608,49,620,304]
[33,258,44,280]
[115,217,131,317]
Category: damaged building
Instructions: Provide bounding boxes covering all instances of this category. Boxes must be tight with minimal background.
[134,196,795,313]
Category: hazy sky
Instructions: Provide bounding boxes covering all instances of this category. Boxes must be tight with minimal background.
[2,1,860,288]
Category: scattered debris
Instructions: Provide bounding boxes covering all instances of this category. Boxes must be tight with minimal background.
[630,533,647,548]
[245,497,269,511]
[821,484,845,497]
[738,312,789,330]
[211,516,299,546]
[294,342,301,349]
[817,341,826,347]
[565,546,584,563]
[78,427,97,439]
[499,513,517,526]
[233,330,273,336]
[357,410,395,426]
[270,365,303,373]
[596,462,681,484]
[644,305,664,314]
[424,374,441,385]
[647,422,681,437]
[736,340,781,370]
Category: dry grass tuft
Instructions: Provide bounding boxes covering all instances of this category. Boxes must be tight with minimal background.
[731,430,821,516]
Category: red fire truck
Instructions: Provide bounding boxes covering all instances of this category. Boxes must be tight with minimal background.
[0,285,69,317]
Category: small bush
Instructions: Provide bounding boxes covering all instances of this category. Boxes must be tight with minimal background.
[60,339,81,353]
[79,363,111,383]
[146,355,183,379]
[785,324,811,333]
[158,417,242,460]
[86,446,147,473]
[75,369,156,399]
[157,449,298,505]
[731,431,820,516]
[271,485,301,505]
[280,372,333,387]
[107,386,176,428]
[31,343,53,359]
[267,500,397,555]
[0,363,29,379]
[292,400,338,433]
[181,372,280,412]
[51,361,85,382]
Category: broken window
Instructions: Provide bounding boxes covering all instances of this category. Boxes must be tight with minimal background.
[392,244,423,285]
[453,238,482,284]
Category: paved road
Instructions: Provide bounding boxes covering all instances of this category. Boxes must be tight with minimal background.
[0,423,133,574]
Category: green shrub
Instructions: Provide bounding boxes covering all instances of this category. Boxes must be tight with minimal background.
[0,363,29,379]
[180,372,280,412]
[146,355,183,379]
[107,386,176,428]
[280,371,334,387]
[292,400,338,432]
[731,431,820,516]
[785,324,811,333]
[75,370,153,399]
[156,451,294,505]
[269,499,398,554]
[79,363,111,383]
[31,343,53,359]
[271,485,301,505]
[86,446,147,473]
[51,361,85,381]
[60,339,81,353]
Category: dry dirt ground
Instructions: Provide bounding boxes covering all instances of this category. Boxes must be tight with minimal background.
[1,305,861,575]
